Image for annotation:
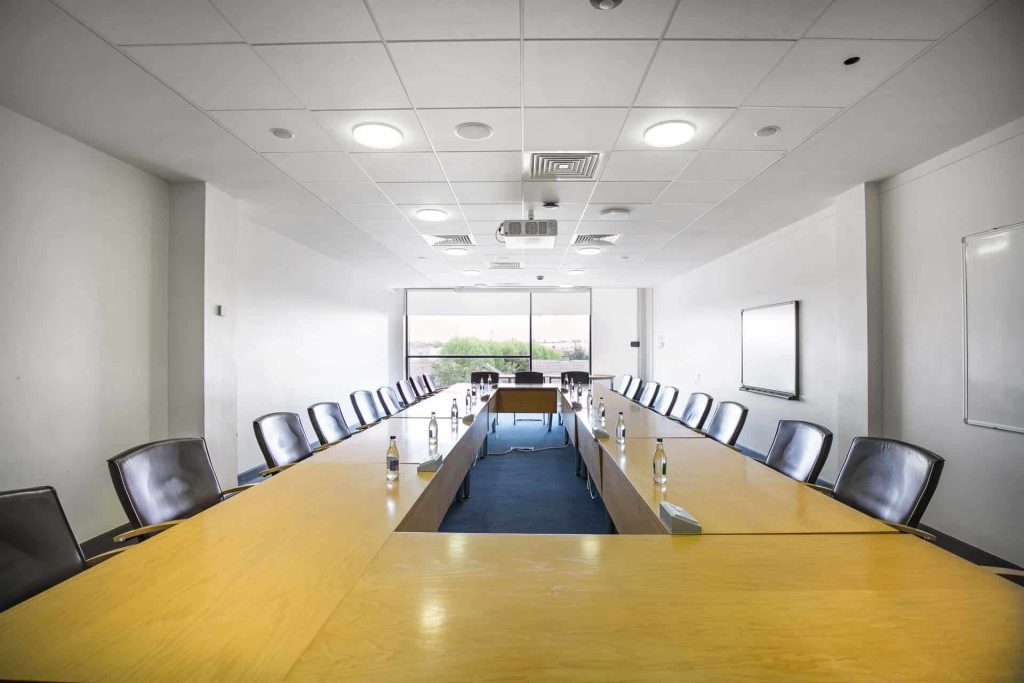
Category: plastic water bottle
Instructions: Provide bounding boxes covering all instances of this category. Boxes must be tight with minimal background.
[599,397,606,424]
[569,378,575,395]
[428,412,438,447]
[450,397,459,424]
[386,436,400,481]
[479,378,484,395]
[652,438,667,484]
[616,412,626,444]
[576,383,583,401]
[471,382,477,399]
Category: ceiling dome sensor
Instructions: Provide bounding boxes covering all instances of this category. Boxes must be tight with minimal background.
[600,207,631,220]
[590,0,622,8]
[643,120,697,147]
[270,127,294,139]
[352,122,403,149]
[454,122,493,140]
[755,125,781,138]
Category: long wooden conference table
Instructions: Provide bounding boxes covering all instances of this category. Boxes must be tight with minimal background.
[0,383,1021,681]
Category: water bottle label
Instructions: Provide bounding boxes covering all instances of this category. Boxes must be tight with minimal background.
[388,458,399,471]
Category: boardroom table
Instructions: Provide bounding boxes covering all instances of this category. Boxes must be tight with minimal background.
[0,383,1020,681]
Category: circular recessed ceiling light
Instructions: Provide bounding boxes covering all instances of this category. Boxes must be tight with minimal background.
[755,125,781,138]
[577,246,602,256]
[416,208,448,222]
[590,0,622,8]
[445,247,470,256]
[600,207,631,220]
[352,122,403,149]
[462,269,480,276]
[843,56,861,66]
[454,122,493,141]
[270,127,295,140]
[567,269,585,275]
[643,120,697,148]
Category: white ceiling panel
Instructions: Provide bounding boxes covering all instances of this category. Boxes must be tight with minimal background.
[417,108,522,151]
[358,220,420,237]
[330,203,406,222]
[531,203,584,220]
[637,40,793,107]
[667,0,830,39]
[576,220,685,235]
[211,110,341,153]
[676,150,783,181]
[460,204,522,221]
[264,152,368,182]
[56,0,242,45]
[524,108,628,151]
[523,0,677,38]
[212,0,377,43]
[255,43,409,110]
[312,109,430,152]
[437,151,523,181]
[469,221,504,235]
[601,150,698,181]
[615,107,734,150]
[379,182,457,205]
[806,0,990,40]
[524,40,657,106]
[582,202,714,223]
[745,39,932,107]
[389,42,521,108]
[125,45,301,110]
[709,107,841,151]
[303,181,389,205]
[351,152,446,182]
[452,182,523,204]
[656,180,743,203]
[523,181,596,204]
[369,0,519,40]
[590,181,670,204]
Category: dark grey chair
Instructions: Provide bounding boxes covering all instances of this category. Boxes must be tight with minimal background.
[615,374,633,394]
[424,374,441,392]
[377,386,404,416]
[308,402,353,446]
[471,371,499,386]
[764,420,833,483]
[351,390,384,426]
[636,380,660,408]
[514,371,544,384]
[651,386,678,417]
[560,371,590,385]
[673,392,713,430]
[704,401,747,446]
[397,379,419,405]
[255,412,318,471]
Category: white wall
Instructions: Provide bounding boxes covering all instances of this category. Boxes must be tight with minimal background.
[0,104,169,540]
[880,116,1024,565]
[591,288,638,383]
[652,209,843,481]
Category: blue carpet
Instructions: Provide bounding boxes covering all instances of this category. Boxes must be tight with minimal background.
[440,415,612,534]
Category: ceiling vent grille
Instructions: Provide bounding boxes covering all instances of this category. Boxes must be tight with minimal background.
[571,233,620,246]
[488,261,522,270]
[530,152,600,180]
[422,234,475,247]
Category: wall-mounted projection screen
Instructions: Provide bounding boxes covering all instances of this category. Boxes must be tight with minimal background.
[963,222,1024,434]
[740,301,799,400]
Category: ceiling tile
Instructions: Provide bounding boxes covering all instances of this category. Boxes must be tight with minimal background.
[211,110,340,153]
[590,181,669,203]
[708,107,840,151]
[460,204,522,221]
[576,220,683,235]
[523,181,595,204]
[211,0,378,42]
[806,0,989,40]
[330,204,406,222]
[469,221,505,235]
[312,110,430,152]
[304,182,389,205]
[637,40,793,107]
[417,108,522,152]
[351,152,445,182]
[524,41,657,106]
[452,182,523,204]
[745,39,931,107]
[358,220,420,237]
[656,180,743,203]
[370,0,519,39]
[523,0,677,38]
[667,0,830,39]
[264,152,368,182]
[398,204,465,224]
[56,0,242,44]
[255,43,409,110]
[524,108,628,151]
[125,45,301,110]
[583,202,714,223]
[615,107,734,150]
[675,150,782,181]
[379,182,456,204]
[601,150,698,181]
[389,42,521,108]
[437,151,523,181]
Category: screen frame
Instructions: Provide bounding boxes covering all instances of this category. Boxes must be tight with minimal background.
[739,300,800,401]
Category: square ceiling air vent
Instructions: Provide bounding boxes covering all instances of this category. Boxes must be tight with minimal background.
[488,261,522,270]
[422,234,475,247]
[530,152,600,180]
[571,233,620,246]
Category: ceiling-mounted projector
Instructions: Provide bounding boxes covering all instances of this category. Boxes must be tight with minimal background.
[498,219,558,249]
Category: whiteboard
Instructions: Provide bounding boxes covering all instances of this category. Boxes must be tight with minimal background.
[741,301,799,400]
[963,222,1024,434]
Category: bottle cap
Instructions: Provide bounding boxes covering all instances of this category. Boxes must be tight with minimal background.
[657,437,663,442]
[619,411,623,415]
[390,436,396,440]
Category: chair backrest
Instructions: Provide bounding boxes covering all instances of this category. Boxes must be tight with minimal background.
[514,371,544,384]
[704,401,748,446]
[108,438,223,528]
[0,486,86,612]
[764,420,833,483]
[254,412,315,468]
[615,374,633,394]
[833,437,945,527]
[397,379,418,405]
[351,390,383,426]
[651,386,678,416]
[307,402,352,445]
[626,376,644,400]
[424,374,439,392]
[377,387,404,416]
[561,371,590,385]
[674,392,713,430]
[471,371,499,385]
[411,376,430,397]
[636,381,660,407]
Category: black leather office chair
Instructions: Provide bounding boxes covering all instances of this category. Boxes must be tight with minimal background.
[514,371,544,384]
[108,438,252,542]
[424,374,441,392]
[625,376,644,401]
[651,386,678,417]
[636,381,660,408]
[377,386,404,416]
[471,371,499,386]
[704,401,747,446]
[0,486,125,612]
[254,412,320,473]
[307,402,353,446]
[351,390,384,426]
[673,392,713,430]
[560,371,590,386]
[615,374,632,395]
[764,420,833,483]
[412,375,432,398]
[828,437,945,529]
[397,379,419,405]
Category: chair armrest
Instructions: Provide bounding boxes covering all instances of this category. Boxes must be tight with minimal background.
[84,547,130,567]
[114,520,182,543]
[311,442,332,453]
[979,566,1024,577]
[220,484,255,497]
[804,483,834,494]
[259,464,295,477]
[885,523,936,542]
